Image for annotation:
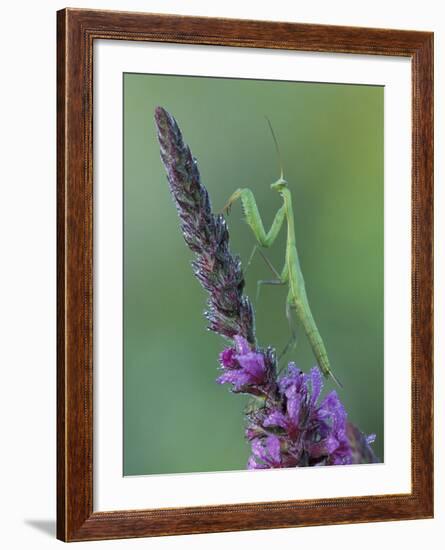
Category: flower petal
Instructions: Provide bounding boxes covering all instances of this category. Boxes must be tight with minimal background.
[251,437,267,461]
[286,390,302,426]
[219,347,237,368]
[233,335,251,355]
[236,351,266,382]
[309,435,339,458]
[266,435,282,464]
[263,411,288,430]
[216,370,251,390]
[247,456,267,470]
[309,366,323,406]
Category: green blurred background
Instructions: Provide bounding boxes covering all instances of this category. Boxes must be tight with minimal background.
[123,73,384,475]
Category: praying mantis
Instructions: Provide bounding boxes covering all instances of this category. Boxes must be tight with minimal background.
[222,119,342,388]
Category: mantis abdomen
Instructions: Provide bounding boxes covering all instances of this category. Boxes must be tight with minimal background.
[292,293,331,379]
[287,242,340,386]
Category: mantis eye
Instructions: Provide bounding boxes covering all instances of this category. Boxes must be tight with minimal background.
[270,178,287,191]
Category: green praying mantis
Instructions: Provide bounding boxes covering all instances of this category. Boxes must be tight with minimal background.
[222,119,342,388]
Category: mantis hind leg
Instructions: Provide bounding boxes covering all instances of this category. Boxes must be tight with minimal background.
[244,245,282,278]
[244,246,286,302]
[278,300,298,364]
[256,256,286,303]
[244,244,259,275]
[256,279,286,302]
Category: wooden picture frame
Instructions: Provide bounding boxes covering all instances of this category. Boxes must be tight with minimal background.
[57,8,433,542]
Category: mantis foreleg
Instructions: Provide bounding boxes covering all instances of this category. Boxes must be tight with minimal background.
[223,188,286,248]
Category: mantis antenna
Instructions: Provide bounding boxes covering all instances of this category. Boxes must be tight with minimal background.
[265,116,284,181]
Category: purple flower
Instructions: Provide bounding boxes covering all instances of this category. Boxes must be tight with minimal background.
[310,390,352,465]
[248,364,357,467]
[247,436,283,469]
[219,347,237,369]
[263,363,309,439]
[217,335,267,392]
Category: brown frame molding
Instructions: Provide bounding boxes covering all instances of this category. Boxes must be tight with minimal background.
[57,8,433,542]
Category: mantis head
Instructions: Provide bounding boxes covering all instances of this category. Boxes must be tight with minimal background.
[270,177,288,192]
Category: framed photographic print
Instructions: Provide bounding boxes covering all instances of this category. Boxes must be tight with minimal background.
[57,8,433,542]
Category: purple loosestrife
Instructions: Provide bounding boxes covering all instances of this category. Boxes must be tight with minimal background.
[219,342,357,467]
[262,365,353,467]
[154,106,378,468]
